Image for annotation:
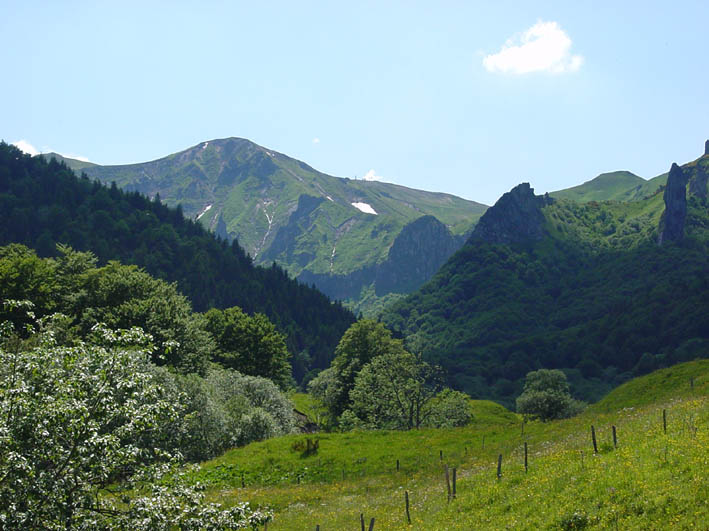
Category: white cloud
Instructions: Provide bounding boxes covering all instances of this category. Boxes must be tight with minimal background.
[11,140,40,156]
[483,21,583,74]
[62,153,90,162]
[10,140,90,162]
[362,169,384,182]
[312,137,320,144]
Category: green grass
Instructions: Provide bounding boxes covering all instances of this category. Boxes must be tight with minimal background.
[193,361,708,529]
[551,171,646,203]
[589,359,709,413]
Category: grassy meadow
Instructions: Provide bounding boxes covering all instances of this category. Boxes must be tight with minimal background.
[191,360,708,529]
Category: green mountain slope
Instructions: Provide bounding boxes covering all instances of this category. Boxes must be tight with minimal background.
[0,142,355,380]
[550,169,672,203]
[550,170,645,202]
[70,138,487,313]
[382,148,709,408]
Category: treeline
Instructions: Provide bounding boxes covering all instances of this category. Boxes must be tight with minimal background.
[383,196,709,408]
[0,142,355,380]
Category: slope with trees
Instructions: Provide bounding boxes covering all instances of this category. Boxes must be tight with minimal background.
[383,147,709,408]
[0,142,355,379]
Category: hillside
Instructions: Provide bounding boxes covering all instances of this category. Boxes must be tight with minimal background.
[382,147,709,407]
[65,138,487,314]
[550,167,674,204]
[550,170,646,202]
[0,142,355,380]
[192,360,708,529]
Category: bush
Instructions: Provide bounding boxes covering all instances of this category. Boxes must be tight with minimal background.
[516,369,585,421]
[175,366,296,461]
[0,313,271,529]
[424,389,473,428]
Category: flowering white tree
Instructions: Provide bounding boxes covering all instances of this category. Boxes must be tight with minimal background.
[0,305,271,530]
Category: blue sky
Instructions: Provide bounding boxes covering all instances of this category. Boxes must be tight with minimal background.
[2,0,708,205]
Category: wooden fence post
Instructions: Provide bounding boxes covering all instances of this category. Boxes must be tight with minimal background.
[360,513,365,531]
[612,425,617,449]
[663,409,667,434]
[591,425,598,454]
[524,442,528,473]
[497,454,502,479]
[396,459,400,471]
[368,517,375,531]
[439,450,443,462]
[452,468,457,499]
[445,465,451,502]
[405,490,411,525]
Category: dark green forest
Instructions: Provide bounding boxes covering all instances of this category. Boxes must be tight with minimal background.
[0,142,355,380]
[383,158,709,408]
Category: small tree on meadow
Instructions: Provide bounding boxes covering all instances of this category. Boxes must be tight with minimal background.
[516,369,585,421]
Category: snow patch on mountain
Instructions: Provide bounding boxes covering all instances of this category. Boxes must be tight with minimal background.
[351,202,377,215]
[196,204,213,220]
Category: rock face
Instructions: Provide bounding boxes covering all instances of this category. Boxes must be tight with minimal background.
[375,215,462,295]
[705,139,709,156]
[469,183,553,244]
[658,163,688,245]
[298,215,466,302]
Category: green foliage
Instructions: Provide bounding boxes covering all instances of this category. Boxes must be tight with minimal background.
[383,186,709,407]
[349,350,446,430]
[0,315,271,529]
[0,244,303,387]
[309,319,408,420]
[516,369,585,421]
[425,389,474,428]
[0,141,355,381]
[76,260,214,374]
[204,306,292,389]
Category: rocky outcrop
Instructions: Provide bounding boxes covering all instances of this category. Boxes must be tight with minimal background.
[469,183,553,244]
[705,139,709,156]
[299,215,467,301]
[375,215,462,295]
[657,163,688,245]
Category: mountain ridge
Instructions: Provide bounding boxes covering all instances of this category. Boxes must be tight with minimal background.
[48,137,487,314]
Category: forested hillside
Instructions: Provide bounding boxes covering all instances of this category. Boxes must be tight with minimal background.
[0,142,355,379]
[383,150,709,407]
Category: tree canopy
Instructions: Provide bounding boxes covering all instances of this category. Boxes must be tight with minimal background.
[515,369,585,421]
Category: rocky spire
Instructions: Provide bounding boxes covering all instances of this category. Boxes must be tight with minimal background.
[657,163,688,245]
[469,183,553,244]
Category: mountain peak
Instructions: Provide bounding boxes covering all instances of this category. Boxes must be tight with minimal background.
[705,139,708,156]
[470,182,553,244]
